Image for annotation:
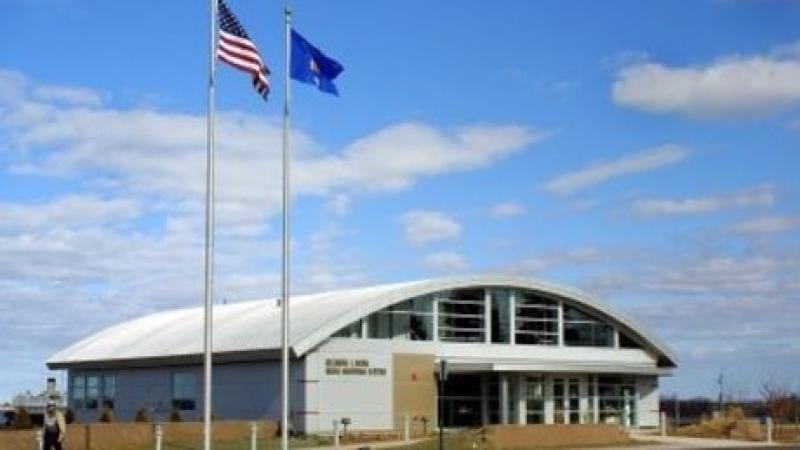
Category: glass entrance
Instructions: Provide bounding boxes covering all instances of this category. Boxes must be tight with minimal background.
[525,376,545,424]
[597,375,637,426]
[440,373,483,427]
[553,377,584,424]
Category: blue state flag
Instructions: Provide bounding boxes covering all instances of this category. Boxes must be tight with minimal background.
[290,29,344,96]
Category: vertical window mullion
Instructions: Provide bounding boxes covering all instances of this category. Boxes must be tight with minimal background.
[509,290,516,345]
[433,294,439,342]
[557,300,565,347]
[484,289,491,344]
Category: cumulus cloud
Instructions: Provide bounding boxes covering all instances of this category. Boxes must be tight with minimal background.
[0,68,541,398]
[489,201,526,218]
[731,215,800,234]
[403,210,462,246]
[542,145,689,196]
[632,185,776,217]
[421,251,468,273]
[0,68,540,240]
[612,45,800,119]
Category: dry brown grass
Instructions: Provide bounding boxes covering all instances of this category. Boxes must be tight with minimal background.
[672,407,763,441]
[474,424,633,449]
[0,420,278,450]
[774,423,800,443]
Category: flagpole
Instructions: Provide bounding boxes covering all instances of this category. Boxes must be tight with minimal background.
[280,6,292,450]
[203,0,218,448]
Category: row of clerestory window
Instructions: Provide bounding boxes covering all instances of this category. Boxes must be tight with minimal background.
[332,288,644,349]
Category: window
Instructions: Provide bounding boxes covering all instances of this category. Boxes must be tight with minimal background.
[86,376,100,409]
[597,376,637,426]
[366,295,433,340]
[332,320,362,338]
[71,375,86,410]
[526,376,545,424]
[514,291,558,345]
[172,372,197,411]
[563,305,614,347]
[438,289,485,342]
[490,289,510,343]
[102,375,116,409]
[619,332,642,349]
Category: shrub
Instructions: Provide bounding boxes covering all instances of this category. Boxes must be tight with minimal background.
[134,408,150,423]
[98,408,113,423]
[168,409,183,422]
[12,408,32,429]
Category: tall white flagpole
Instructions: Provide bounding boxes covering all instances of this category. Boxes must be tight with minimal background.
[203,0,218,448]
[280,6,292,450]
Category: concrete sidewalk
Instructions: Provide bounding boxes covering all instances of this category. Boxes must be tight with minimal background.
[308,437,429,450]
[627,433,792,449]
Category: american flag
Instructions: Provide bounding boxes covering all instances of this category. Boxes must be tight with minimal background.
[217,0,271,99]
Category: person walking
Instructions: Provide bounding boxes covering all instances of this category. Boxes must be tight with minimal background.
[43,402,67,450]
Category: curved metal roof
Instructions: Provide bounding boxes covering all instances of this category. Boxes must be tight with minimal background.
[47,275,677,368]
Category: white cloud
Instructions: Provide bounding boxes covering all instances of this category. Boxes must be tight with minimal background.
[421,251,468,273]
[612,47,800,119]
[1,68,541,236]
[0,69,543,399]
[489,201,526,218]
[300,123,544,194]
[542,145,689,196]
[33,85,104,107]
[403,210,462,246]
[324,194,351,216]
[653,256,783,295]
[507,248,604,273]
[632,185,776,217]
[0,195,140,230]
[731,215,800,234]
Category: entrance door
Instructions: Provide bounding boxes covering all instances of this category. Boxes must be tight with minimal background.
[553,377,583,424]
[525,376,545,424]
[440,373,483,427]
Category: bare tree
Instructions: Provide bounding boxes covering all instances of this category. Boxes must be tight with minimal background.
[760,377,792,422]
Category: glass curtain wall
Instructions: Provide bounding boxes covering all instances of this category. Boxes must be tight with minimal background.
[490,289,511,343]
[332,287,648,350]
[515,292,559,345]
[360,295,434,340]
[438,289,485,342]
[563,305,614,347]
[597,375,637,426]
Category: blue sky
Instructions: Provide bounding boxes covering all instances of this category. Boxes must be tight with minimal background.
[1,0,800,402]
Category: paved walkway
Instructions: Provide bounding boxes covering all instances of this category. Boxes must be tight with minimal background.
[628,433,792,449]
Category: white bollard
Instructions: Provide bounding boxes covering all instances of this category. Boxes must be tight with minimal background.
[250,421,258,450]
[766,416,773,444]
[35,429,43,450]
[333,420,340,448]
[404,414,411,442]
[154,424,163,450]
[660,411,667,436]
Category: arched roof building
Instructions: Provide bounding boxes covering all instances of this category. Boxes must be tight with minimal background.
[49,275,676,431]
